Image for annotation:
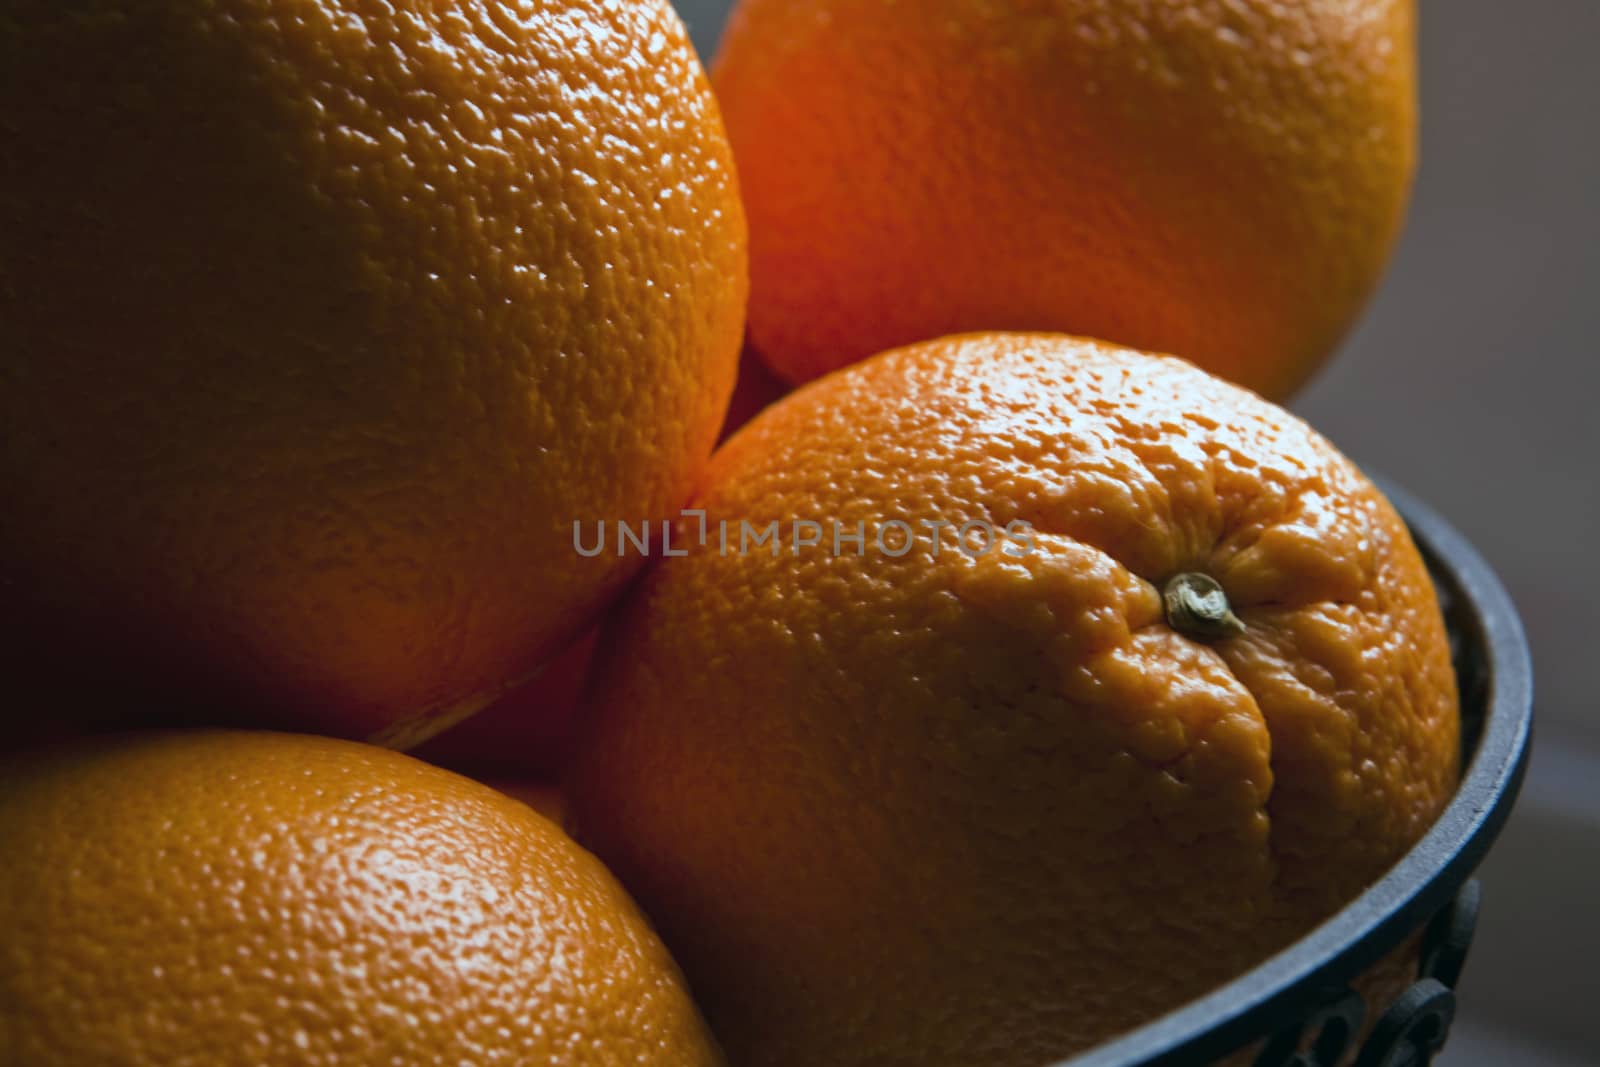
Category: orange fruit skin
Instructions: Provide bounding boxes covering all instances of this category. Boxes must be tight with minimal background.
[0,730,723,1066]
[719,344,792,444]
[0,0,747,745]
[415,341,789,777]
[566,333,1459,1066]
[410,626,600,779]
[486,777,568,825]
[713,0,1415,398]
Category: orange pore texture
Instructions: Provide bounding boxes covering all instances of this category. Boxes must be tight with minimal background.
[714,0,1416,398]
[0,730,722,1066]
[567,333,1460,1067]
[0,0,747,745]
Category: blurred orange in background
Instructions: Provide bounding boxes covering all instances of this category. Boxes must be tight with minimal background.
[714,0,1417,398]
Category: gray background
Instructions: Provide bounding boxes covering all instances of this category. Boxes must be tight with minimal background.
[669,0,1600,1061]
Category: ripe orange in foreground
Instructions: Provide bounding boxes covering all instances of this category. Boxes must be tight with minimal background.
[0,0,746,747]
[0,731,722,1066]
[714,0,1416,397]
[567,333,1460,1066]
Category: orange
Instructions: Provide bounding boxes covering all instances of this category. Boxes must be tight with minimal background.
[0,0,747,746]
[486,778,568,825]
[713,0,1415,398]
[411,627,601,779]
[720,344,792,443]
[0,730,722,1066]
[414,346,788,778]
[566,333,1459,1066]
